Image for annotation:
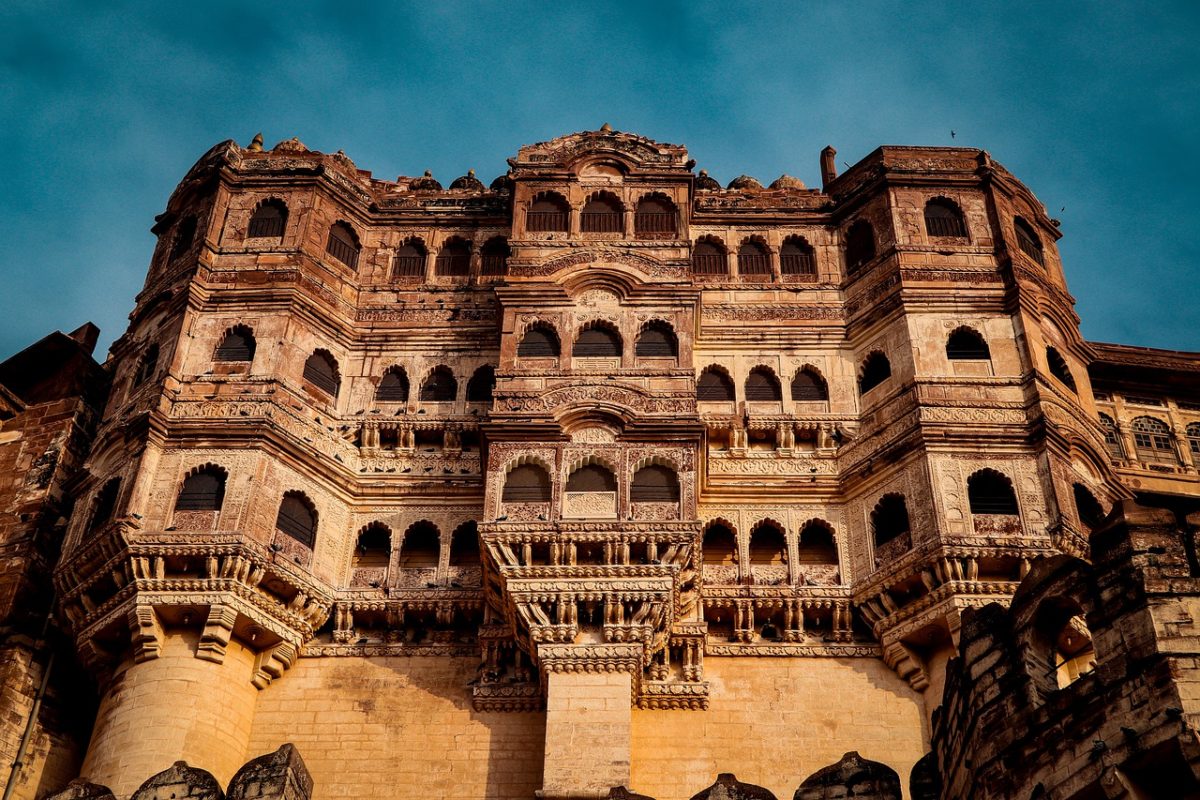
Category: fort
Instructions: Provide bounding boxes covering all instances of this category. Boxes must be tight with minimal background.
[2,126,1199,799]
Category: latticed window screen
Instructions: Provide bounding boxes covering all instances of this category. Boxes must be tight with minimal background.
[573,327,621,357]
[420,369,457,402]
[303,352,339,396]
[518,327,560,357]
[247,202,286,239]
[214,329,254,362]
[1188,423,1200,455]
[791,369,828,401]
[697,370,734,401]
[376,370,408,402]
[968,471,1019,515]
[745,369,781,401]
[175,470,225,511]
[275,494,316,547]
[502,465,551,502]
[924,199,967,238]
[566,465,616,492]
[946,329,990,360]
[1099,414,1124,458]
[631,465,679,502]
[635,324,677,357]
[325,223,360,268]
[1132,417,1173,452]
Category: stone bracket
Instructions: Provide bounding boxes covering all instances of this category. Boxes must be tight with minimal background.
[196,604,238,664]
[128,602,163,663]
[252,641,299,689]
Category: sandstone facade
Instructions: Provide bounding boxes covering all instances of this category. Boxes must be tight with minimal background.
[3,127,1200,799]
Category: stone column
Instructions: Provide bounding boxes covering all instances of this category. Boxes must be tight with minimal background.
[539,670,632,799]
[80,630,260,797]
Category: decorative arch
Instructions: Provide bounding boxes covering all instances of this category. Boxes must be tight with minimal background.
[1072,483,1105,531]
[967,469,1019,515]
[692,235,728,276]
[630,463,680,503]
[1131,416,1175,462]
[392,237,427,279]
[702,520,737,565]
[1033,596,1095,690]
[1045,346,1076,392]
[400,521,440,569]
[174,464,227,512]
[376,366,409,402]
[573,320,623,358]
[1014,216,1045,266]
[517,322,561,358]
[924,196,967,238]
[844,219,876,273]
[420,366,458,402]
[946,327,990,360]
[325,221,361,268]
[871,494,911,549]
[797,519,838,564]
[449,521,481,566]
[580,190,624,234]
[247,198,287,239]
[745,365,782,402]
[275,491,317,548]
[480,236,510,276]
[89,478,121,533]
[565,462,617,493]
[502,462,552,503]
[635,319,678,358]
[697,365,735,401]
[214,325,255,363]
[527,191,569,232]
[791,366,828,401]
[303,349,340,397]
[780,235,816,277]
[633,192,677,237]
[435,236,472,277]
[858,351,892,395]
[354,522,392,568]
[466,365,496,403]
[748,520,787,564]
[737,236,772,277]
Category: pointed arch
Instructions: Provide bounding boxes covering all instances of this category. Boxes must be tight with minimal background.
[420,366,458,402]
[858,351,891,395]
[247,198,287,239]
[303,349,340,397]
[325,221,360,268]
[791,366,828,401]
[924,197,967,238]
[702,520,737,565]
[797,519,838,564]
[175,464,227,512]
[635,320,678,358]
[697,365,735,401]
[275,491,317,548]
[214,325,255,363]
[871,494,910,548]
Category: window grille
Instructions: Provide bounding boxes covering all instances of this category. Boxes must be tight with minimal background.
[248,201,286,239]
[737,241,771,276]
[527,196,568,232]
[303,352,339,396]
[636,324,678,357]
[502,465,551,503]
[392,243,425,279]
[634,198,677,237]
[573,327,622,357]
[791,369,828,401]
[518,327,560,357]
[214,329,254,362]
[376,370,408,402]
[780,237,816,277]
[924,199,967,238]
[420,368,457,402]
[631,465,680,502]
[1014,217,1044,266]
[692,240,727,275]
[325,223,360,268]
[697,369,734,401]
[745,369,781,401]
[175,470,225,511]
[275,494,316,547]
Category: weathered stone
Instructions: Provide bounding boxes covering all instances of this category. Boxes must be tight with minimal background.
[793,752,901,800]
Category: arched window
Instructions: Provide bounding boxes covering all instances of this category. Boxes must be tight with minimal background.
[392,239,426,279]
[780,236,816,277]
[797,521,837,564]
[1188,423,1200,457]
[631,465,680,503]
[400,522,440,569]
[1035,598,1095,690]
[376,367,409,402]
[214,326,255,363]
[635,322,678,358]
[737,239,771,277]
[133,344,160,387]
[702,522,737,564]
[946,327,990,360]
[968,469,1019,515]
[275,492,316,548]
[435,238,471,276]
[1073,484,1105,531]
[924,198,967,238]
[527,192,569,232]
[697,367,735,401]
[1046,347,1076,392]
[420,366,457,402]
[354,523,391,568]
[844,220,876,273]
[89,478,121,533]
[170,215,197,259]
[692,237,727,276]
[480,237,510,276]
[749,522,785,562]
[859,351,892,395]
[1014,217,1044,266]
[450,521,480,566]
[502,464,551,503]
[247,200,287,239]
[517,324,560,358]
[174,466,226,511]
[580,192,623,234]
[573,324,622,357]
[466,366,495,403]
[566,464,616,493]
[1099,413,1124,459]
[790,367,828,401]
[1132,416,1175,462]
[634,195,677,237]
[871,494,910,548]
[325,222,360,268]
[303,350,340,397]
[745,367,782,402]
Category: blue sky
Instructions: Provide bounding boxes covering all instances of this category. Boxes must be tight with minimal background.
[2,1,1198,359]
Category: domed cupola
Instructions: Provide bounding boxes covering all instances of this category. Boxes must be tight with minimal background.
[727,174,763,191]
[489,173,514,193]
[410,170,443,191]
[695,169,721,191]
[769,174,806,190]
[449,169,485,191]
